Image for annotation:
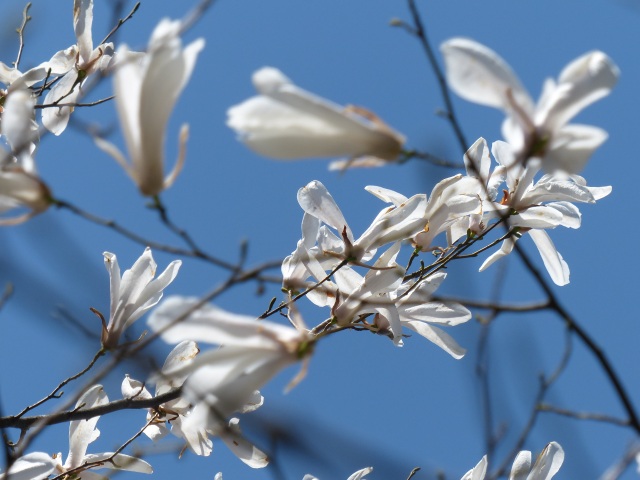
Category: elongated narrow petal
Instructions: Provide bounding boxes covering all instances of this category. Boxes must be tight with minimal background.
[461,455,488,480]
[66,385,108,469]
[219,418,268,468]
[74,0,94,64]
[529,229,569,286]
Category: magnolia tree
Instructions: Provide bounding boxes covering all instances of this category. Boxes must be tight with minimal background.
[0,0,637,479]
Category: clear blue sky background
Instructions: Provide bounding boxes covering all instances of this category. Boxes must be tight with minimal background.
[0,0,638,478]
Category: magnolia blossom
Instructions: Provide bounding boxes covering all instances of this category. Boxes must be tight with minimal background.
[296,180,427,263]
[441,37,618,173]
[54,385,152,478]
[304,467,373,480]
[0,452,57,480]
[148,296,312,467]
[96,19,204,196]
[102,247,181,349]
[0,90,52,225]
[479,142,611,286]
[227,67,405,168]
[462,442,564,480]
[42,0,114,134]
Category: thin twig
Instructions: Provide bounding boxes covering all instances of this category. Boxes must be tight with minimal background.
[13,2,32,70]
[404,0,468,152]
[537,404,630,427]
[16,349,105,418]
[35,96,115,109]
[179,0,216,36]
[401,149,464,169]
[100,2,140,46]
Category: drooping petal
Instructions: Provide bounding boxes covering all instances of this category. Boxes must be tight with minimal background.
[219,418,269,468]
[403,320,466,359]
[529,229,570,286]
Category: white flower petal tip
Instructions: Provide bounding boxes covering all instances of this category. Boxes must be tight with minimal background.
[102,247,181,349]
[441,37,618,174]
[227,66,405,166]
[1,452,57,480]
[106,20,204,196]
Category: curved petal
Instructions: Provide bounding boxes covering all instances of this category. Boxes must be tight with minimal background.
[82,453,152,473]
[66,385,108,469]
[529,229,570,286]
[4,452,57,480]
[297,180,353,242]
[440,38,533,113]
[403,320,466,359]
[527,442,564,480]
[537,51,619,132]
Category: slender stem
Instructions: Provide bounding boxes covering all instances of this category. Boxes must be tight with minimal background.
[13,3,32,70]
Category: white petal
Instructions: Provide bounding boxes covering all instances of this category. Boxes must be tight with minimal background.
[461,455,488,480]
[510,450,532,480]
[527,442,564,480]
[441,38,533,113]
[297,180,354,242]
[4,452,57,480]
[529,230,570,286]
[219,418,269,468]
[82,452,153,473]
[67,385,108,469]
[403,320,466,359]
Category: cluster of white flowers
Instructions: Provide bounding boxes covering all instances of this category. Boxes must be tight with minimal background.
[0,0,621,478]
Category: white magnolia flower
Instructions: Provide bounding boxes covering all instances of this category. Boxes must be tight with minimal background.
[0,90,51,225]
[96,19,204,196]
[304,467,373,480]
[0,452,57,480]
[297,180,427,263]
[148,296,312,467]
[479,142,611,286]
[227,67,405,168]
[102,247,181,349]
[122,341,201,444]
[42,0,114,135]
[463,442,564,480]
[405,175,481,251]
[441,37,618,173]
[54,385,152,479]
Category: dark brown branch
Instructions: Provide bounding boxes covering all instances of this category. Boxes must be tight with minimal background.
[0,388,181,430]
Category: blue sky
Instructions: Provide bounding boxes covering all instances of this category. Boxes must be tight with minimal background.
[0,0,638,478]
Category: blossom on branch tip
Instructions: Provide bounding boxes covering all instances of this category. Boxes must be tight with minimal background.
[42,0,114,135]
[96,19,204,196]
[304,467,373,480]
[478,142,611,286]
[441,37,618,173]
[121,341,201,444]
[227,67,405,168]
[102,247,181,349]
[148,296,312,466]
